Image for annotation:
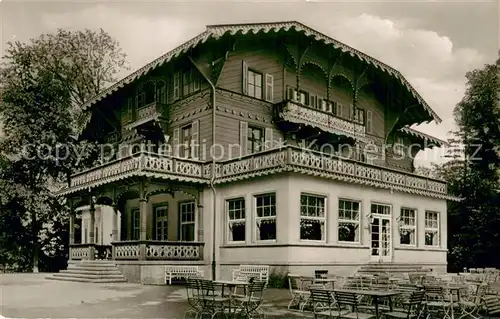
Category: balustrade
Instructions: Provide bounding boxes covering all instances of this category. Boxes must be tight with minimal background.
[111,241,204,261]
[277,101,366,139]
[69,243,93,260]
[67,146,448,197]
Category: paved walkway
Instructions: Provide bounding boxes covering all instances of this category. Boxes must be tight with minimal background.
[0,273,308,318]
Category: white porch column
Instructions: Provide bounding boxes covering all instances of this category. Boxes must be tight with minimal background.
[139,198,148,260]
[111,204,119,242]
[88,198,96,260]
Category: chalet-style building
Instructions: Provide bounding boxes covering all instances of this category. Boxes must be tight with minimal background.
[58,21,457,284]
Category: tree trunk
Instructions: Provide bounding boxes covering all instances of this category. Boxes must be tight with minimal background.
[32,211,39,273]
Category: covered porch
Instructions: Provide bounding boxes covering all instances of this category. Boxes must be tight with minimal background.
[66,176,206,262]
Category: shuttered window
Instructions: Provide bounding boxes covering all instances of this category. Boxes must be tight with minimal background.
[264,127,273,150]
[265,74,274,102]
[172,127,180,156]
[239,121,248,157]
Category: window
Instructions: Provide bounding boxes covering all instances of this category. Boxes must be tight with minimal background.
[247,126,263,154]
[394,137,405,156]
[156,80,167,103]
[371,203,391,215]
[131,208,140,240]
[181,124,192,158]
[354,108,365,125]
[286,87,309,105]
[247,70,262,99]
[399,208,416,245]
[154,204,168,240]
[425,211,439,246]
[255,193,276,241]
[137,81,156,108]
[180,202,196,241]
[336,103,343,117]
[338,199,360,242]
[182,69,201,96]
[227,198,245,242]
[300,194,326,241]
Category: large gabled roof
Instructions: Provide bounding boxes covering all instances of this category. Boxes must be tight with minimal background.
[80,21,442,124]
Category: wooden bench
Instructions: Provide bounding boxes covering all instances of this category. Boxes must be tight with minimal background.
[232,264,269,283]
[165,265,203,285]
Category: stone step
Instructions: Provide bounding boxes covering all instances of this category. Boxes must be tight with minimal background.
[46,276,127,283]
[61,269,123,276]
[52,272,126,280]
[67,265,120,272]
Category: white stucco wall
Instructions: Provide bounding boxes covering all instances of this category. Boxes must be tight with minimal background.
[205,172,447,279]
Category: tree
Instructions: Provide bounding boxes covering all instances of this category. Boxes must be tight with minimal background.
[0,28,128,272]
[440,54,500,271]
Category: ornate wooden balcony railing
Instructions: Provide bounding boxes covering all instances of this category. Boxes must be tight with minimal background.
[123,101,167,130]
[112,241,204,261]
[69,152,205,189]
[275,100,366,140]
[207,147,449,198]
[64,146,453,200]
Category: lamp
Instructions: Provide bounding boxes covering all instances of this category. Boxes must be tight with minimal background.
[366,213,374,224]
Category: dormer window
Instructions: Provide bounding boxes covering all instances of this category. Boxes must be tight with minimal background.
[247,70,263,99]
[182,69,201,96]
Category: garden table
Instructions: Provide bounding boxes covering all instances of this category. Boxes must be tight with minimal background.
[214,280,248,318]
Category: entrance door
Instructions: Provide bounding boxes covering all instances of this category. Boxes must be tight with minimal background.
[370,203,392,262]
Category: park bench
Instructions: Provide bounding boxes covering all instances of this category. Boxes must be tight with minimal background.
[165,265,203,285]
[232,264,270,283]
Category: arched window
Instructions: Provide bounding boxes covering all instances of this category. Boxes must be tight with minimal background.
[137,80,156,108]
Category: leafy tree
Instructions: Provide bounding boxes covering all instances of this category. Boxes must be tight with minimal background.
[441,54,500,271]
[0,28,128,272]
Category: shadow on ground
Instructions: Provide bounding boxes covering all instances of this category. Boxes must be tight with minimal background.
[0,273,307,318]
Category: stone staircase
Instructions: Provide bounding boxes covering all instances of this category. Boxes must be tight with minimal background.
[357,263,431,276]
[46,260,127,283]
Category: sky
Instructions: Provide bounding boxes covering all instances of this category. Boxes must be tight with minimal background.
[1,0,499,167]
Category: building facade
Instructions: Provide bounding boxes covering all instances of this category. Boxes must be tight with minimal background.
[60,22,457,284]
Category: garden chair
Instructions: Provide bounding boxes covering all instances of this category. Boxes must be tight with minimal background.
[481,294,500,318]
[233,280,267,319]
[198,279,229,318]
[334,290,376,319]
[309,288,343,318]
[456,282,487,319]
[424,285,454,319]
[383,290,426,319]
[287,274,310,310]
[184,278,203,319]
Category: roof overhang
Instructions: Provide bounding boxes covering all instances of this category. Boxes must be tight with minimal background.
[399,127,448,148]
[77,21,442,135]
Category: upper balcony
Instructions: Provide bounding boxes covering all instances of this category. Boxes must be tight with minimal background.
[274,100,366,141]
[123,101,168,131]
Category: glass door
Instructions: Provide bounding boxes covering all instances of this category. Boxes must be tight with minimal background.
[370,216,392,262]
